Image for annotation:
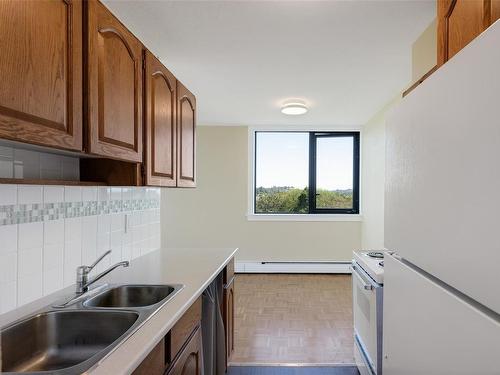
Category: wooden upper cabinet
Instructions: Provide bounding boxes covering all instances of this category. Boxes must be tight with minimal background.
[86,0,143,162]
[144,51,177,187]
[176,82,196,188]
[438,0,500,66]
[0,0,83,151]
[492,0,500,24]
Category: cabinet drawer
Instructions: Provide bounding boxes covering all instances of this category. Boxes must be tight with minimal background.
[167,325,202,375]
[132,339,165,375]
[168,296,201,363]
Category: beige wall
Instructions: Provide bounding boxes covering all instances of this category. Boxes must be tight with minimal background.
[412,19,437,82]
[361,19,436,249]
[361,96,399,249]
[161,126,361,262]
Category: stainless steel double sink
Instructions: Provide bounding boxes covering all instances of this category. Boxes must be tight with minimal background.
[1,284,183,374]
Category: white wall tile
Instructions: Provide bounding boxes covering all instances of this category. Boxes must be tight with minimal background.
[0,281,17,314]
[98,187,110,202]
[82,187,98,202]
[0,184,17,205]
[82,216,98,265]
[110,230,123,263]
[65,217,82,242]
[18,274,42,305]
[63,240,81,287]
[17,244,43,305]
[0,252,17,284]
[122,187,132,203]
[110,187,122,201]
[111,213,124,232]
[132,242,141,260]
[0,224,17,255]
[43,243,64,271]
[18,247,42,278]
[43,268,63,296]
[44,219,64,246]
[132,187,145,200]
[122,243,132,261]
[64,186,82,202]
[18,222,43,250]
[147,187,160,201]
[18,185,42,205]
[43,186,64,203]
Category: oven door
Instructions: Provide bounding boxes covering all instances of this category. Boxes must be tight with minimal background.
[352,262,382,374]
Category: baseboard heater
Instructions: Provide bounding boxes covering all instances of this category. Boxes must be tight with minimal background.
[235,261,352,274]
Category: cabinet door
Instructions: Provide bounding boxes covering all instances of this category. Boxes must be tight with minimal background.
[492,0,500,24]
[437,0,486,65]
[132,339,165,375]
[0,0,82,151]
[223,276,235,366]
[144,51,177,187]
[167,326,202,375]
[176,82,196,188]
[86,0,143,162]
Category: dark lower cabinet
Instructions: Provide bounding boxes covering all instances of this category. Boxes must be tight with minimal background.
[132,339,165,375]
[223,276,235,368]
[132,257,235,375]
[132,297,202,375]
[167,327,202,375]
[223,257,235,370]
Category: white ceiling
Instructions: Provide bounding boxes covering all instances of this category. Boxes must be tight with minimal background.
[103,0,435,127]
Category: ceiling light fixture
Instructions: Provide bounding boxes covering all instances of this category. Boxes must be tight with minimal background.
[281,100,308,115]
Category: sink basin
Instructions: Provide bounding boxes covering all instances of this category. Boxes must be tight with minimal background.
[84,285,177,308]
[1,310,138,373]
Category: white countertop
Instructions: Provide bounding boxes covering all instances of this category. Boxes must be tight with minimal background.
[1,247,238,375]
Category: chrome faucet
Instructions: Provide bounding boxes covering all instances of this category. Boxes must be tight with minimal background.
[76,250,129,294]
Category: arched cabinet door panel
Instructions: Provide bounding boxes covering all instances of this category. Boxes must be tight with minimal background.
[167,327,202,375]
[0,0,83,151]
[86,0,143,162]
[176,81,196,188]
[437,0,500,66]
[144,51,177,187]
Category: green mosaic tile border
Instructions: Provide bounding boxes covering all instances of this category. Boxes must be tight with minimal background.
[0,199,160,226]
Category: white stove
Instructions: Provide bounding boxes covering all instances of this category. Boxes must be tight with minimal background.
[352,250,387,284]
[351,250,388,375]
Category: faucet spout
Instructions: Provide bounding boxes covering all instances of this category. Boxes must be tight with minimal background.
[76,250,129,294]
[82,261,129,292]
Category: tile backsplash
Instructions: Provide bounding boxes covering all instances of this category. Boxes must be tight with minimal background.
[0,184,161,314]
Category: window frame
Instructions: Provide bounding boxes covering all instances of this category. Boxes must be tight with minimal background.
[309,131,360,214]
[252,130,360,216]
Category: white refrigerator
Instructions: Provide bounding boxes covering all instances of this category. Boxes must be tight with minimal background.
[383,19,500,375]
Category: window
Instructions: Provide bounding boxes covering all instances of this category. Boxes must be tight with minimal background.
[254,131,359,214]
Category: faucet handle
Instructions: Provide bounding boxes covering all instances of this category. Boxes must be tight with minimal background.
[87,250,112,272]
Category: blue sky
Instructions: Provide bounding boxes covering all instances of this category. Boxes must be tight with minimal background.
[255,132,353,190]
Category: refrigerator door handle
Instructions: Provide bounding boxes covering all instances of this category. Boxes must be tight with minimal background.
[352,266,374,290]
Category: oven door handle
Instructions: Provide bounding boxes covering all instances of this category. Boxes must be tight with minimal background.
[351,265,374,290]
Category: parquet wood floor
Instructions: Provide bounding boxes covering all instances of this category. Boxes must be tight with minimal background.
[231,274,355,365]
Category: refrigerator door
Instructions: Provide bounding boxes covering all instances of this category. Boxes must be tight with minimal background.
[383,254,500,375]
[385,20,500,313]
